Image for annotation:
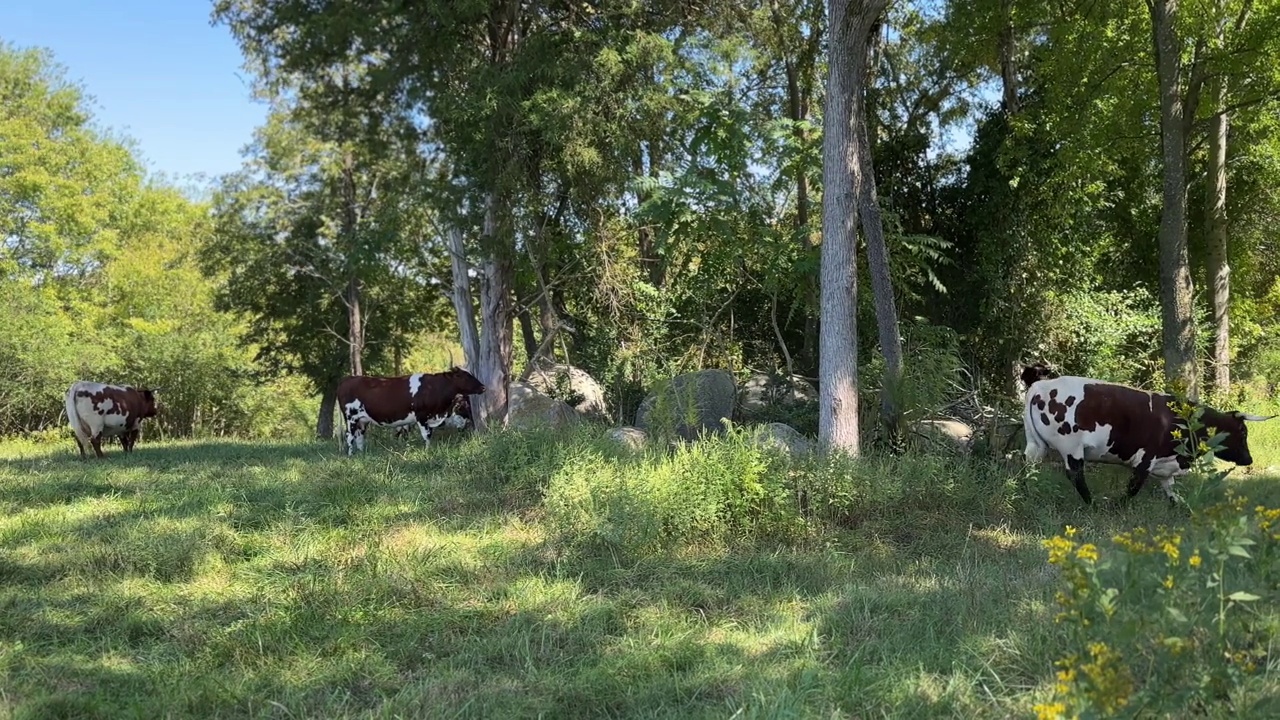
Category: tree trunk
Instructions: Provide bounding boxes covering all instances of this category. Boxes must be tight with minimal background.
[517,305,539,361]
[316,387,336,440]
[1149,0,1200,399]
[998,0,1020,114]
[346,276,364,376]
[473,192,515,431]
[1205,75,1230,398]
[853,7,903,445]
[446,224,481,370]
[819,0,877,454]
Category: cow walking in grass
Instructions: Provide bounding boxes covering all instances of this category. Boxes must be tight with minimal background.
[337,367,486,455]
[65,381,160,459]
[1022,370,1272,504]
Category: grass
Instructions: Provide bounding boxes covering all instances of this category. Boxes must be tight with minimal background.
[1,422,1278,719]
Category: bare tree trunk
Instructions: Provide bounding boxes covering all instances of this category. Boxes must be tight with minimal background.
[819,0,876,454]
[517,305,539,361]
[854,5,902,444]
[473,192,514,431]
[1149,0,1200,398]
[998,0,1020,114]
[316,387,336,440]
[447,224,481,370]
[346,276,364,376]
[1206,72,1230,397]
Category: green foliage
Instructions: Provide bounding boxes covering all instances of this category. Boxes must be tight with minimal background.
[1034,288,1165,388]
[543,426,804,559]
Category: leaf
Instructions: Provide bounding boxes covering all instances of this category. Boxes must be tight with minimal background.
[1166,607,1189,623]
[1228,545,1253,559]
[1228,591,1261,602]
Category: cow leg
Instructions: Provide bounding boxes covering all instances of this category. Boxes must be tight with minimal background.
[1126,468,1150,498]
[344,418,364,456]
[1158,476,1179,505]
[89,433,105,459]
[1065,455,1092,504]
[417,420,433,450]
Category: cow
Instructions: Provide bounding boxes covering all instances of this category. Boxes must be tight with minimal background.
[65,381,160,459]
[1020,361,1059,389]
[337,367,486,456]
[1022,372,1274,504]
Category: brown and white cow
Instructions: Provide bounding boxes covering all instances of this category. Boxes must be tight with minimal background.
[337,367,486,455]
[1022,372,1273,504]
[65,381,160,459]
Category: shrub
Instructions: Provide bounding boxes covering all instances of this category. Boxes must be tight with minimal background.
[542,425,805,559]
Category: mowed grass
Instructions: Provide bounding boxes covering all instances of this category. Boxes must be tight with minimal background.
[2,422,1279,719]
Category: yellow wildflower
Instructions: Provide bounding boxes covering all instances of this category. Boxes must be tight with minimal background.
[1161,537,1181,563]
[1170,428,1183,440]
[1189,552,1202,568]
[1033,702,1067,720]
[1075,543,1100,563]
[1163,575,1174,590]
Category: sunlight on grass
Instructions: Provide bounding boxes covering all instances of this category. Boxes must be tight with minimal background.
[2,430,1278,717]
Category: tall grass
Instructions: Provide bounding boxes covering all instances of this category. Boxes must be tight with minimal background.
[2,423,1278,718]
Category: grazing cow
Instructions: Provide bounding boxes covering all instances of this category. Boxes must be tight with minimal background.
[1022,373,1273,504]
[337,367,486,455]
[65,381,160,459]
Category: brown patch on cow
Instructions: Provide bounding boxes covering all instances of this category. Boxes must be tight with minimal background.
[1058,421,1072,435]
[1040,413,1050,426]
[1046,393,1072,423]
[1064,396,1076,407]
[1071,383,1256,470]
[1031,394,1046,411]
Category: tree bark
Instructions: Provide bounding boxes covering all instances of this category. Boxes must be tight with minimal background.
[473,192,514,431]
[316,386,336,440]
[998,0,1020,114]
[517,305,539,361]
[446,223,481,370]
[1149,0,1200,399]
[1205,69,1230,397]
[853,9,903,444]
[346,276,364,376]
[819,0,881,455]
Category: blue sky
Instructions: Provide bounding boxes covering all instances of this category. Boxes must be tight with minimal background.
[1,0,266,191]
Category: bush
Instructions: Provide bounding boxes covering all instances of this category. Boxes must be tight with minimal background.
[542,425,805,558]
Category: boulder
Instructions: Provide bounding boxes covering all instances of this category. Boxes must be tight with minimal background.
[736,372,818,421]
[636,369,737,441]
[508,381,580,430]
[607,426,647,452]
[524,360,608,421]
[915,418,975,454]
[751,422,815,457]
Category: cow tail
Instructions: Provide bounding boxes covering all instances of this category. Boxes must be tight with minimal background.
[1024,385,1048,453]
[65,384,89,439]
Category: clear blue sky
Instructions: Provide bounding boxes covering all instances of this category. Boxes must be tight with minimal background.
[1,0,266,191]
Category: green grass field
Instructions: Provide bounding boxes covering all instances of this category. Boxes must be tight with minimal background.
[2,420,1278,719]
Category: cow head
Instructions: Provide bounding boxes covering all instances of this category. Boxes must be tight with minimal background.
[1200,409,1275,466]
[445,367,487,397]
[1020,362,1059,389]
[138,388,160,418]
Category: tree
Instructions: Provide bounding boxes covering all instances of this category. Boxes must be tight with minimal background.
[820,0,889,454]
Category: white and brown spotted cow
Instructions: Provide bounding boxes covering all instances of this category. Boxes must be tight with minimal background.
[337,367,486,456]
[1022,370,1273,504]
[65,381,160,459]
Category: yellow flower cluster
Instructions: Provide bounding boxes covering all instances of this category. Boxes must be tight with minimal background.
[1032,701,1068,720]
[1079,642,1134,715]
[1111,526,1183,564]
[1255,506,1280,538]
[1043,527,1098,624]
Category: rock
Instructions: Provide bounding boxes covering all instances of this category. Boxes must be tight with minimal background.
[524,360,608,422]
[915,418,975,454]
[752,422,815,457]
[636,369,737,441]
[508,381,580,430]
[736,372,818,421]
[607,426,647,452]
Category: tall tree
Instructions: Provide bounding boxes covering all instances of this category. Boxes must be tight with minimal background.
[1148,0,1201,397]
[820,0,888,453]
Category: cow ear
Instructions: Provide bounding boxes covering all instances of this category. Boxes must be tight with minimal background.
[1236,411,1276,422]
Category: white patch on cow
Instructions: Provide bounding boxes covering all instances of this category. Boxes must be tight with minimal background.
[409,373,423,399]
[97,397,116,414]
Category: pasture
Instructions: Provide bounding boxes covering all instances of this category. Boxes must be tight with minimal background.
[2,422,1279,719]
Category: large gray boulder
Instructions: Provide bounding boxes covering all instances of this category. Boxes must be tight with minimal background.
[508,381,580,430]
[635,369,737,441]
[523,360,608,422]
[914,418,975,455]
[736,372,818,422]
